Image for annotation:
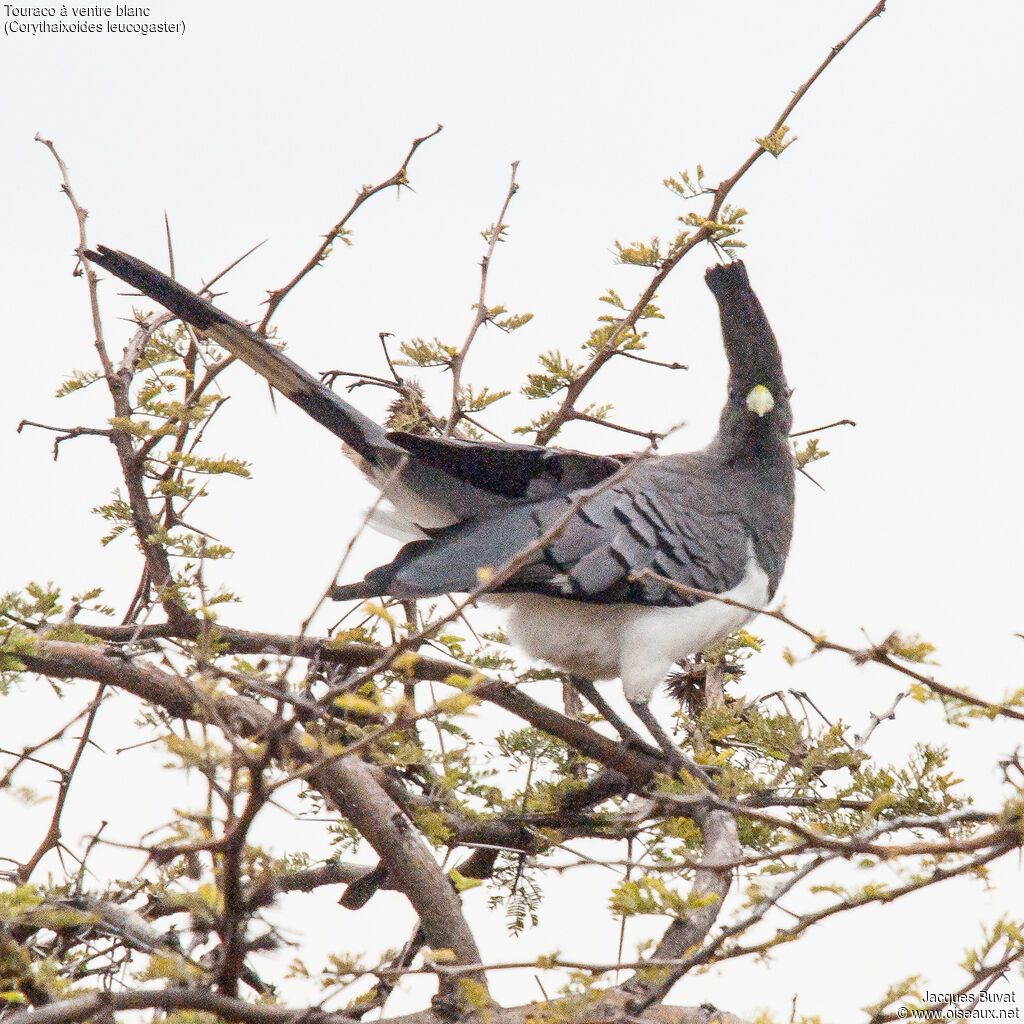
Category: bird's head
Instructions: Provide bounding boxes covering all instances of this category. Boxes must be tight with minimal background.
[705,260,792,446]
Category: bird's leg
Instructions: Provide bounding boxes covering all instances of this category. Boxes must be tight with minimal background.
[627,698,680,762]
[570,677,661,757]
[628,698,713,784]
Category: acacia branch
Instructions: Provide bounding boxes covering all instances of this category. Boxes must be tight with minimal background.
[242,861,371,913]
[532,2,885,445]
[13,638,485,989]
[789,417,856,439]
[16,420,113,460]
[707,841,1013,969]
[258,125,443,331]
[570,410,665,444]
[65,617,670,786]
[632,568,1024,722]
[621,663,740,1008]
[0,988,749,1024]
[16,684,105,883]
[34,134,113,380]
[445,161,519,434]
[705,1,888,229]
[0,701,100,791]
[37,136,185,627]
[704,800,1011,860]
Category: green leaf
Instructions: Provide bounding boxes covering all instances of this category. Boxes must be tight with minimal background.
[756,124,797,157]
[55,368,101,397]
[613,237,663,267]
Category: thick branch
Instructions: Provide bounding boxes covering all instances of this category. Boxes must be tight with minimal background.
[16,639,484,985]
[307,756,485,980]
[67,616,670,787]
[0,988,750,1024]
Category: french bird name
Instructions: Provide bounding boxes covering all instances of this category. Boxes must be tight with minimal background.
[5,5,151,13]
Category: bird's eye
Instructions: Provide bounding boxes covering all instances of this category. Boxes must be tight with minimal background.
[745,385,775,417]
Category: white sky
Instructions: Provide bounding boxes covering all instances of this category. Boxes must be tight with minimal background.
[2,1,1024,1018]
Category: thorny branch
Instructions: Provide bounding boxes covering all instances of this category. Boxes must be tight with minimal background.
[0,700,102,792]
[445,161,520,434]
[36,136,186,628]
[632,568,1024,722]
[15,685,105,883]
[257,125,443,332]
[531,2,886,445]
[16,421,113,460]
[11,620,1019,1002]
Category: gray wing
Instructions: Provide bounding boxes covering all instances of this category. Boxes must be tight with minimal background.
[335,461,753,607]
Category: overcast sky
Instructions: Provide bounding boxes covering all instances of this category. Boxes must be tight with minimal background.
[2,1,1023,1017]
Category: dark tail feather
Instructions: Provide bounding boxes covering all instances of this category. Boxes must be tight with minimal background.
[329,580,378,601]
[330,536,440,602]
[84,246,402,465]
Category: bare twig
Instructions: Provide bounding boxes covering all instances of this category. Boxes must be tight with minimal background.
[445,161,520,434]
[570,410,665,444]
[17,685,105,882]
[0,701,99,791]
[34,133,113,379]
[16,420,113,460]
[631,568,1024,723]
[789,417,856,439]
[616,350,688,371]
[853,690,908,748]
[258,125,443,331]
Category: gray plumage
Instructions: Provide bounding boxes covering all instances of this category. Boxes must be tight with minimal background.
[85,245,794,750]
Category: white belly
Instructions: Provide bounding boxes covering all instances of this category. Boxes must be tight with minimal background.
[485,554,771,701]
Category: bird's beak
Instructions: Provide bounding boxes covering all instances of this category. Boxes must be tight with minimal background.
[745,384,775,417]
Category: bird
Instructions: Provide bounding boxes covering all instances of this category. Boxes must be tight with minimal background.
[84,246,795,763]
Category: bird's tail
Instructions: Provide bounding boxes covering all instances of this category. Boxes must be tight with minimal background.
[84,246,403,467]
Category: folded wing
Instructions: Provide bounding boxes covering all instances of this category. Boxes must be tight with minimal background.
[334,458,752,607]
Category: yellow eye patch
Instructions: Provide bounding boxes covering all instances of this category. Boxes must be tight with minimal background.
[745,384,775,417]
